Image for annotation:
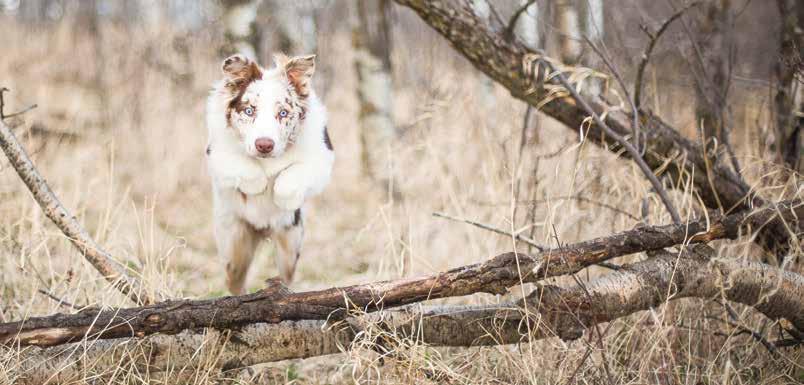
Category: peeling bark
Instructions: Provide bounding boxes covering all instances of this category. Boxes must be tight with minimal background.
[392,0,795,256]
[10,247,804,383]
[0,200,799,349]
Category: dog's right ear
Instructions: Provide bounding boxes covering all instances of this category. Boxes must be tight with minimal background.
[221,54,263,96]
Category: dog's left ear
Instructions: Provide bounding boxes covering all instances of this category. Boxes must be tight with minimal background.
[275,54,316,98]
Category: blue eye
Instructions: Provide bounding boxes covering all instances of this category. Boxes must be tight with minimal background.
[279,109,288,118]
[244,107,254,116]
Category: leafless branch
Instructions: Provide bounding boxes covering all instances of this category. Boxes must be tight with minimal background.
[0,116,151,305]
[634,2,700,109]
[543,60,683,224]
[433,211,545,251]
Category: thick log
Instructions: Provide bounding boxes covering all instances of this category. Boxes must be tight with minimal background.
[0,200,799,348]
[11,247,804,384]
[392,0,795,256]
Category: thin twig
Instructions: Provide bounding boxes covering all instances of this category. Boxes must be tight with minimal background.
[433,211,545,251]
[3,104,38,120]
[634,2,700,109]
[0,86,38,120]
[504,0,537,40]
[37,289,84,311]
[583,35,643,154]
[543,60,682,224]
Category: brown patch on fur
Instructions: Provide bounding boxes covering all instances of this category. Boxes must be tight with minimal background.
[275,54,315,99]
[323,126,333,150]
[221,54,262,124]
[239,191,248,203]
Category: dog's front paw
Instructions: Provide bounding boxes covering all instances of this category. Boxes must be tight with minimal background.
[237,175,268,195]
[273,174,306,210]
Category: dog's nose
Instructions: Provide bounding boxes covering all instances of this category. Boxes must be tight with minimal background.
[255,137,275,154]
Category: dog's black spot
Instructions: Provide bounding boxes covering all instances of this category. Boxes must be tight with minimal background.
[205,144,211,155]
[323,126,333,151]
[293,208,301,226]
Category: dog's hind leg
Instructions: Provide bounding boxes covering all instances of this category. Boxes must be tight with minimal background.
[271,209,304,284]
[215,216,258,295]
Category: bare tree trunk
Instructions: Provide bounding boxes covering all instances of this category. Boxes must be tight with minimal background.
[554,0,582,64]
[11,247,804,383]
[354,0,397,183]
[694,0,732,144]
[266,0,318,55]
[553,0,604,95]
[775,0,804,173]
[221,0,262,59]
[1,200,799,348]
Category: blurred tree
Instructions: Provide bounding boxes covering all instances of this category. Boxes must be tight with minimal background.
[353,0,396,184]
[553,0,603,95]
[221,0,262,59]
[265,0,317,55]
[775,0,803,173]
[693,0,733,147]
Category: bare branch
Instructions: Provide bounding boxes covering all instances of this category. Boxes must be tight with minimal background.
[0,118,151,305]
[432,211,545,250]
[543,59,683,224]
[0,200,799,348]
[634,2,700,108]
[12,246,804,383]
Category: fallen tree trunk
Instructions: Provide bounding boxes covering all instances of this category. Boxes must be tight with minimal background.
[1,200,799,348]
[11,246,804,384]
[391,0,795,256]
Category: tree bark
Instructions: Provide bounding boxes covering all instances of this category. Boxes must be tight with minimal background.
[693,0,732,145]
[775,0,804,173]
[1,200,799,349]
[392,0,795,256]
[266,0,318,55]
[11,247,804,384]
[354,0,397,183]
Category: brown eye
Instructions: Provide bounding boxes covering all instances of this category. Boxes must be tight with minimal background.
[244,107,254,116]
[279,109,288,118]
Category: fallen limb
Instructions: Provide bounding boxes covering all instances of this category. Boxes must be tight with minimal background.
[10,246,803,383]
[1,200,799,348]
[392,0,796,256]
[0,118,151,305]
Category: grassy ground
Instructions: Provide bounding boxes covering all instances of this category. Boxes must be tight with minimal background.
[0,15,802,385]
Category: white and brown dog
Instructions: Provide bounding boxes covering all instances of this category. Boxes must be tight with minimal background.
[206,53,333,295]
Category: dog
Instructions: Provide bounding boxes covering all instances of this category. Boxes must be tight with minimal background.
[206,53,334,295]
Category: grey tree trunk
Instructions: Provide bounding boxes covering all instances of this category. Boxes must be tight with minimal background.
[221,0,262,59]
[694,0,732,144]
[775,0,804,173]
[354,0,397,183]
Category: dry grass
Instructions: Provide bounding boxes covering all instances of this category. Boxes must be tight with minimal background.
[0,13,802,385]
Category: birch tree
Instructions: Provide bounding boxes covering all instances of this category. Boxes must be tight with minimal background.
[221,0,262,59]
[353,0,397,183]
[266,0,318,55]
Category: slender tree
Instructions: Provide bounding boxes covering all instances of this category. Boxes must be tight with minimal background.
[775,0,804,172]
[221,0,262,59]
[353,0,397,184]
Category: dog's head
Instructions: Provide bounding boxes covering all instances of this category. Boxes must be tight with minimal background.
[218,53,315,158]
